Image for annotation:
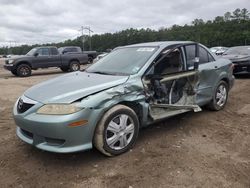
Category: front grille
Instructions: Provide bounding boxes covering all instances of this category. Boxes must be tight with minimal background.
[17,98,34,113]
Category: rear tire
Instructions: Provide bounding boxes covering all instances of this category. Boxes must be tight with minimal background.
[16,64,31,77]
[94,105,139,156]
[207,80,229,111]
[88,56,93,64]
[69,61,80,72]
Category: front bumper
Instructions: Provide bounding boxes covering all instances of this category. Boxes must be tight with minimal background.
[13,99,103,153]
[4,64,14,71]
[233,61,250,74]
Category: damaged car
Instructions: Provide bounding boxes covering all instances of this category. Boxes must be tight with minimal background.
[13,41,234,156]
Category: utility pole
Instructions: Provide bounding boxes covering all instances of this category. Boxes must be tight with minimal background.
[80,26,85,51]
[80,26,93,51]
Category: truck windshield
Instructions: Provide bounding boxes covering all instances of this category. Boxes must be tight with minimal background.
[86,47,158,75]
[26,48,37,56]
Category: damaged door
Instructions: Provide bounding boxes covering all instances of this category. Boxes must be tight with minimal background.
[142,43,201,121]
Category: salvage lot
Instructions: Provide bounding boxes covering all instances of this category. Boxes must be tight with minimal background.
[0,59,249,187]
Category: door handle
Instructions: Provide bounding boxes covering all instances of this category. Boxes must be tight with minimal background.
[214,66,218,69]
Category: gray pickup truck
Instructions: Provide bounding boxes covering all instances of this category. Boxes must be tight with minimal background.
[4,46,95,77]
[58,46,97,63]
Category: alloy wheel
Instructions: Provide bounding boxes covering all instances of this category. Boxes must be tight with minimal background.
[216,84,227,107]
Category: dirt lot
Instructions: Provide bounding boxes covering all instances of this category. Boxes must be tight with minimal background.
[0,59,249,188]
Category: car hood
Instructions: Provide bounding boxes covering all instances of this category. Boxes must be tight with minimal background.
[222,54,250,62]
[8,55,27,60]
[24,71,129,103]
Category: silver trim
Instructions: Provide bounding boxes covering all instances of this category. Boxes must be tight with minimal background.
[20,95,38,104]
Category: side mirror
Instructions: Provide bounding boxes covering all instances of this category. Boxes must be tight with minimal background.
[34,52,39,57]
[62,50,67,54]
[193,57,199,70]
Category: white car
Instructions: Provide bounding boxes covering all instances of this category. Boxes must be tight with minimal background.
[210,47,228,56]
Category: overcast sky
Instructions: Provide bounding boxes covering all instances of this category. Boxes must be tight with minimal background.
[0,0,249,47]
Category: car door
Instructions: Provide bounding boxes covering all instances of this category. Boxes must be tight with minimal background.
[48,48,62,67]
[184,45,220,105]
[32,48,50,68]
[142,43,201,121]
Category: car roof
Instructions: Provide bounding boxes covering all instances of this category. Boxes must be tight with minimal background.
[229,46,250,49]
[36,46,57,49]
[122,41,194,48]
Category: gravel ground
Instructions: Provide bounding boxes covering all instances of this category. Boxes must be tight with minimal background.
[0,59,249,188]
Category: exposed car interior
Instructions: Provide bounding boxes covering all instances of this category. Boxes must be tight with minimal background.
[143,46,200,120]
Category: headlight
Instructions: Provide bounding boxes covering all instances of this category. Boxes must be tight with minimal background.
[37,103,82,115]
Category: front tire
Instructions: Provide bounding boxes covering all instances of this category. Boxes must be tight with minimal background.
[16,64,31,77]
[208,80,229,111]
[94,105,139,156]
[69,61,80,72]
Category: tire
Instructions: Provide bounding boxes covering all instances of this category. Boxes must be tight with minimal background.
[11,69,17,76]
[88,56,93,64]
[207,80,229,111]
[60,67,69,72]
[94,105,139,156]
[16,64,31,77]
[69,61,80,72]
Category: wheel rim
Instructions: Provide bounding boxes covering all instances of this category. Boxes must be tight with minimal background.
[20,66,29,76]
[71,63,79,71]
[106,114,135,150]
[215,84,227,107]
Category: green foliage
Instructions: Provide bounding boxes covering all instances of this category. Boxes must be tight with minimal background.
[1,8,250,55]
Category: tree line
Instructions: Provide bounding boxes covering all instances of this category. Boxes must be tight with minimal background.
[1,8,250,55]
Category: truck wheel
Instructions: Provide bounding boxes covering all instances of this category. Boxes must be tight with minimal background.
[11,69,18,76]
[69,61,80,72]
[88,56,93,64]
[207,80,229,111]
[17,64,31,77]
[94,105,139,156]
[60,67,69,72]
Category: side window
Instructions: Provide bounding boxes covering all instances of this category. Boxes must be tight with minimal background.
[185,45,196,69]
[154,48,184,75]
[51,48,58,55]
[70,48,77,52]
[36,48,49,56]
[199,46,215,64]
[208,53,215,62]
[199,47,209,64]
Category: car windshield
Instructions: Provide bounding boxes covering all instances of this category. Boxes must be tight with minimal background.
[26,48,37,56]
[86,47,158,75]
[224,46,250,55]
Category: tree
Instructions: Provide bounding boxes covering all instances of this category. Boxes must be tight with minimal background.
[1,8,250,54]
[232,8,241,21]
[224,12,231,21]
[214,16,224,23]
[241,8,250,20]
[192,19,205,26]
